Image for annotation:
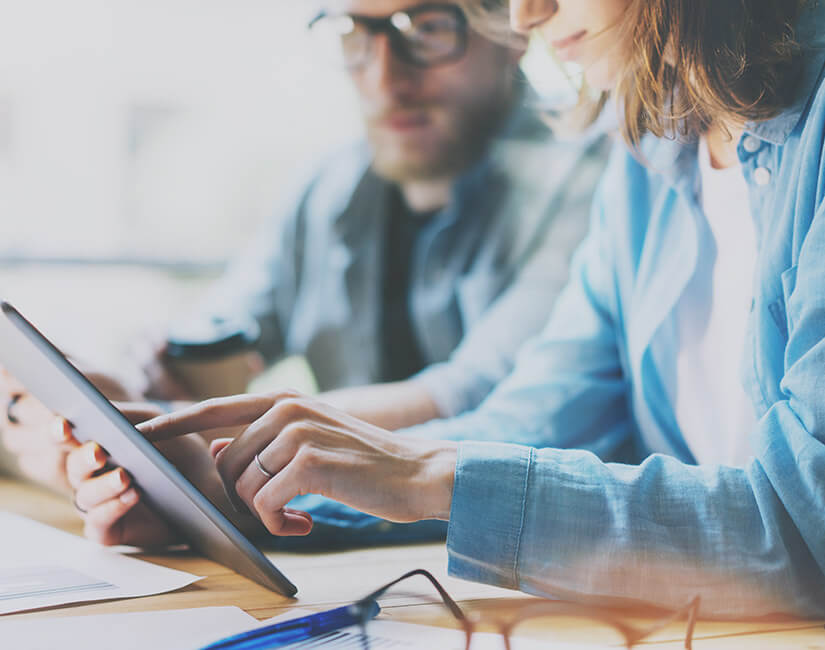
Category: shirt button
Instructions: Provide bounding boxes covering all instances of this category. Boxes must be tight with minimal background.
[742,136,761,153]
[754,167,772,186]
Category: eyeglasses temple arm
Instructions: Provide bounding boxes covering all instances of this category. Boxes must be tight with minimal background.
[307,10,326,30]
[356,568,467,621]
[630,595,700,650]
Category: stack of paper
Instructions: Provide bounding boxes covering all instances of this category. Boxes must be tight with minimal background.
[0,512,200,614]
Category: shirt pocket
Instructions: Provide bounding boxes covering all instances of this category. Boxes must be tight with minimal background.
[768,265,798,340]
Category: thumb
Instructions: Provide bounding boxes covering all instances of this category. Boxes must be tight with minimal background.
[53,417,80,447]
[209,438,233,459]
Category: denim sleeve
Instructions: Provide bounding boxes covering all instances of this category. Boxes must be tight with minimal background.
[412,140,605,419]
[269,176,604,548]
[401,179,635,461]
[445,203,825,618]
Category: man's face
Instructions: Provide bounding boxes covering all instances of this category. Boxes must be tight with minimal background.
[331,1,519,183]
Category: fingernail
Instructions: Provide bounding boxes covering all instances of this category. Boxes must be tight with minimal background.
[87,443,104,467]
[110,469,127,489]
[53,419,71,442]
[120,489,138,505]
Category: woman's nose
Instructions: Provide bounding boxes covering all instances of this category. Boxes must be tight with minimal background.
[509,0,558,33]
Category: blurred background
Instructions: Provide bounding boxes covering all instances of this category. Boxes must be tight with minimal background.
[0,1,361,380]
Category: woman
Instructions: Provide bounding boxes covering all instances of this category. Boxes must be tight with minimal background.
[68,0,825,617]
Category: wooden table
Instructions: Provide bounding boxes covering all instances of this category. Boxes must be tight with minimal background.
[1,478,824,648]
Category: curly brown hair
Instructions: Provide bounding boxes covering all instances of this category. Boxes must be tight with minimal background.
[460,0,806,145]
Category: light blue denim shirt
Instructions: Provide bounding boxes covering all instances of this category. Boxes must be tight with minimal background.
[402,7,825,618]
[197,99,609,549]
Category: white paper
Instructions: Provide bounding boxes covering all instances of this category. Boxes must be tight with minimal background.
[0,606,259,650]
[0,512,201,615]
[259,620,613,649]
[258,610,610,649]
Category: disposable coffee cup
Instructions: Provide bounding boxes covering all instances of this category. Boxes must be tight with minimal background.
[164,315,262,400]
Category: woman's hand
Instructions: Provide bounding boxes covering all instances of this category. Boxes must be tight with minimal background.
[0,364,138,492]
[1,367,74,491]
[67,429,178,547]
[65,410,262,547]
[139,392,458,537]
[64,401,184,546]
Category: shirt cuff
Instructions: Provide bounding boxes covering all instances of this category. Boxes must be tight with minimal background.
[446,441,533,590]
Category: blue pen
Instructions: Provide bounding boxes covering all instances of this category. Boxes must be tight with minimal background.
[200,600,381,649]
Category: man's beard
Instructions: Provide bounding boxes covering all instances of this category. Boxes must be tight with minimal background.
[365,98,511,183]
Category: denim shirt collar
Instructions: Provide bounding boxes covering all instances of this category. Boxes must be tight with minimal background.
[642,1,825,181]
[747,1,825,144]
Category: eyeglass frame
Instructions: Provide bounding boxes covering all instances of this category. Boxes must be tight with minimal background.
[348,568,701,650]
[307,3,470,69]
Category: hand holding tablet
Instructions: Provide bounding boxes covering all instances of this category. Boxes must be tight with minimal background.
[0,300,298,595]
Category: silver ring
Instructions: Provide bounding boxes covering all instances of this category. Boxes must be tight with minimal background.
[254,453,274,479]
[73,494,88,514]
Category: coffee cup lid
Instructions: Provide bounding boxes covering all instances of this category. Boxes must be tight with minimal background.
[165,315,260,360]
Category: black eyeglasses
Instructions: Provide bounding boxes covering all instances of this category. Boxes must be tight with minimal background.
[340,568,701,650]
[308,3,469,69]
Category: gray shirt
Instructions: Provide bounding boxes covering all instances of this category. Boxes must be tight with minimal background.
[194,102,609,416]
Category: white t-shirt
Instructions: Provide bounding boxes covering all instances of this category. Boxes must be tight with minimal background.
[669,138,758,467]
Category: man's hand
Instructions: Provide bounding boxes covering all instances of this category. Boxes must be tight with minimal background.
[131,331,265,402]
[131,335,193,401]
[139,392,459,537]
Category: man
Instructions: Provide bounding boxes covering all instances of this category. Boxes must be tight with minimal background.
[1,0,606,519]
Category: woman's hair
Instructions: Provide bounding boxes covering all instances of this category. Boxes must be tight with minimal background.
[460,0,806,145]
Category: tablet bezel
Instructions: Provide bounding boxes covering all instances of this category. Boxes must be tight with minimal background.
[0,301,297,596]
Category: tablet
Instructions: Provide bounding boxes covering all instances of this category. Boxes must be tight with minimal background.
[0,301,297,596]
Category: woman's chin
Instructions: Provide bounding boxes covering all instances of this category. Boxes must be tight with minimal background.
[583,59,620,93]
